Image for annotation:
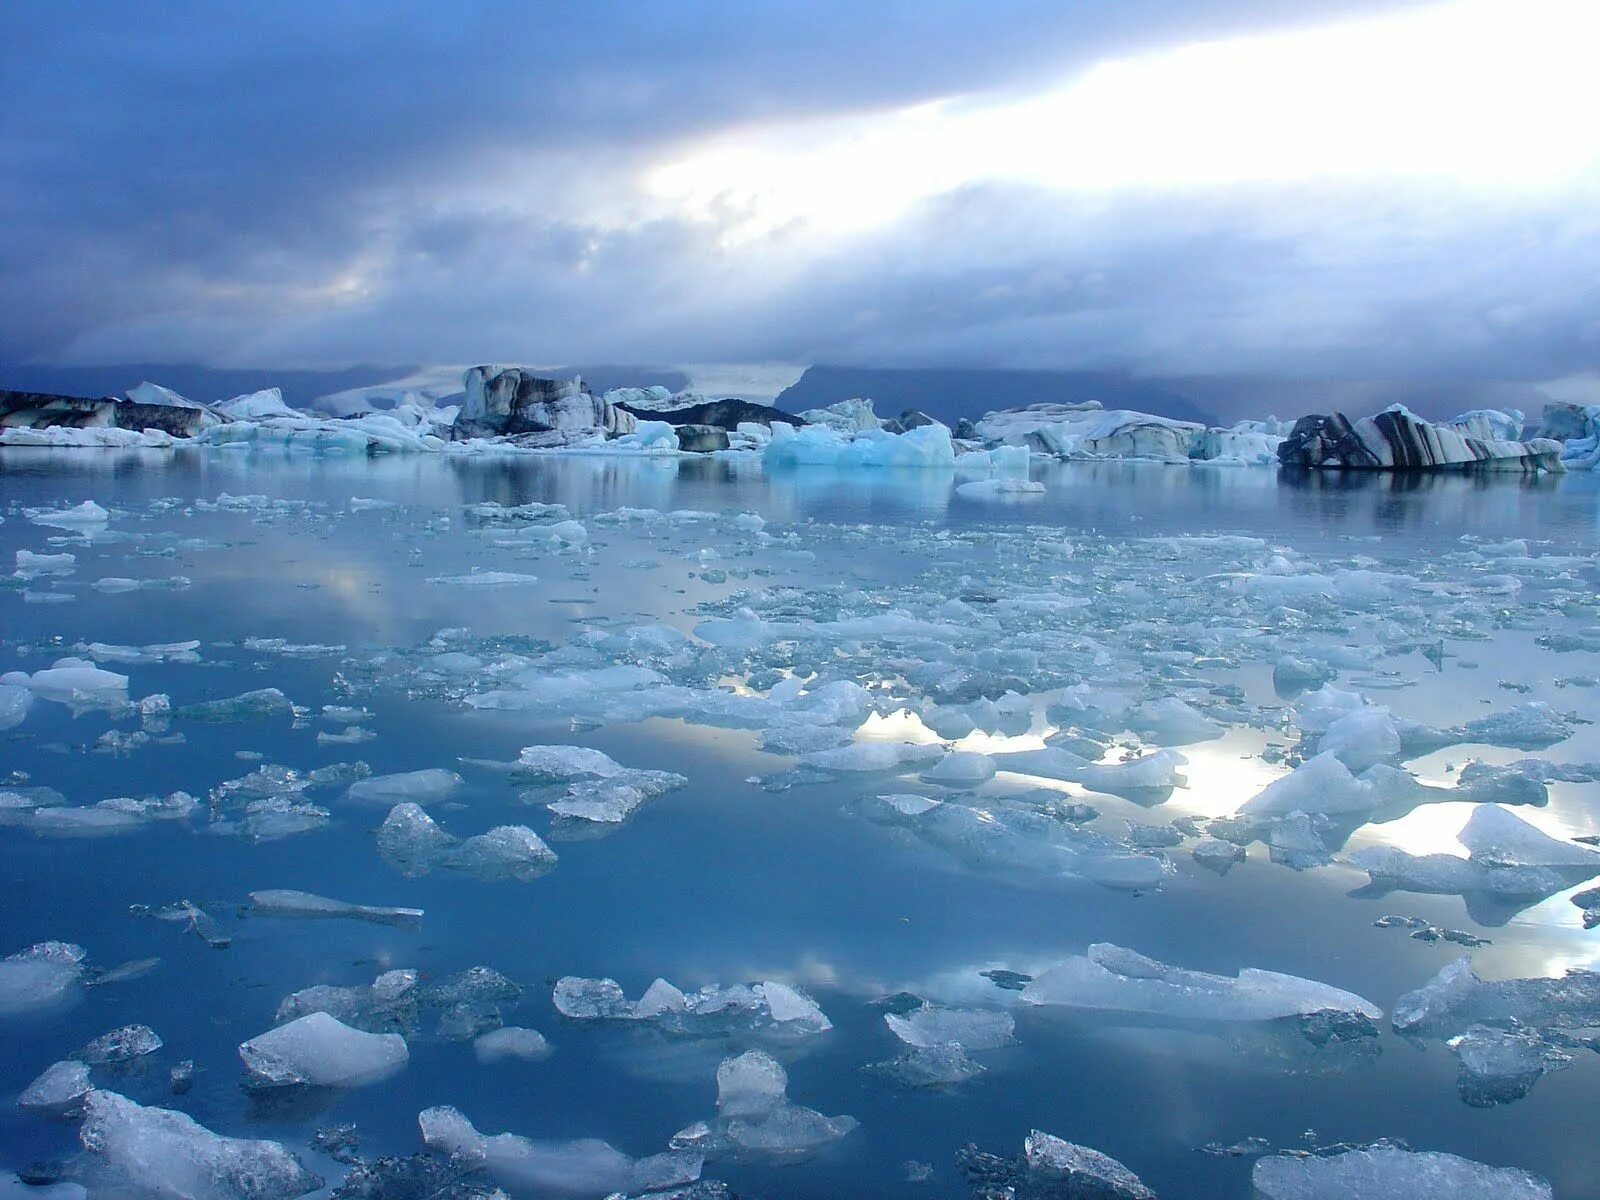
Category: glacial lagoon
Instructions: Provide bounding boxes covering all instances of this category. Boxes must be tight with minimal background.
[3,449,1600,1198]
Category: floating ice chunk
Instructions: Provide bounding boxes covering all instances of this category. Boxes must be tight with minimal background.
[11,659,129,704]
[474,1026,552,1063]
[1252,1142,1552,1200]
[239,1012,408,1089]
[1078,749,1187,795]
[955,478,1045,500]
[0,941,85,1018]
[552,976,831,1035]
[1456,804,1600,868]
[1319,708,1401,771]
[1023,1130,1155,1200]
[376,803,455,869]
[1128,697,1221,745]
[426,571,541,586]
[858,793,1170,889]
[803,741,944,773]
[1021,943,1382,1022]
[921,751,998,786]
[1192,838,1246,874]
[276,968,420,1032]
[716,1049,789,1119]
[1292,684,1366,734]
[345,767,462,806]
[14,549,76,579]
[80,1090,320,1200]
[84,640,201,664]
[418,1106,702,1196]
[868,1043,985,1088]
[19,1059,92,1116]
[711,1050,857,1156]
[1241,753,1375,818]
[1447,1024,1571,1107]
[884,1004,1014,1050]
[447,825,558,881]
[77,1024,162,1064]
[25,501,109,529]
[1392,956,1600,1036]
[1400,703,1576,755]
[515,745,629,780]
[176,688,293,722]
[0,684,32,730]
[247,889,422,925]
[553,977,631,1019]
[765,422,958,469]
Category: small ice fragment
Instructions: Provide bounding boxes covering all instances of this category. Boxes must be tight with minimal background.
[248,889,422,925]
[238,1012,408,1089]
[76,1024,162,1064]
[473,1026,552,1063]
[884,1004,1014,1050]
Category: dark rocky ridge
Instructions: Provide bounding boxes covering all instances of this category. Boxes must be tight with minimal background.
[615,397,805,431]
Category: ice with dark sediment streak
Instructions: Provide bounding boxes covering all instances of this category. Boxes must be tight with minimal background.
[1397,702,1576,755]
[78,1089,322,1200]
[248,888,423,925]
[1252,1142,1552,1199]
[238,1011,408,1089]
[1392,956,1600,1036]
[418,1105,702,1197]
[856,793,1171,890]
[0,941,86,1019]
[553,976,831,1035]
[1446,1024,1572,1107]
[175,687,295,722]
[1021,943,1382,1022]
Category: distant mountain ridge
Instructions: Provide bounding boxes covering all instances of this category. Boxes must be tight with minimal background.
[775,366,1221,427]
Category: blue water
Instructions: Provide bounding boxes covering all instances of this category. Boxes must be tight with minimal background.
[3,449,1599,1198]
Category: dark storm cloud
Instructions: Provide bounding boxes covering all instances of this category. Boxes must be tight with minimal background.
[9,0,1592,386]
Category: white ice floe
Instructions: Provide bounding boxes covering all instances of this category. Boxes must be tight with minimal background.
[1021,943,1382,1022]
[238,1011,409,1089]
[79,1090,320,1200]
[1252,1142,1551,1199]
[419,1105,702,1197]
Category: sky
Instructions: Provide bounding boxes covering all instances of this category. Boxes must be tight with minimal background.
[3,0,1598,394]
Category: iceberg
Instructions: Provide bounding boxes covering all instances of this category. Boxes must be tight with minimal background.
[553,976,831,1036]
[884,1003,1014,1050]
[1392,956,1600,1036]
[0,941,85,1018]
[344,767,462,806]
[1447,1024,1571,1107]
